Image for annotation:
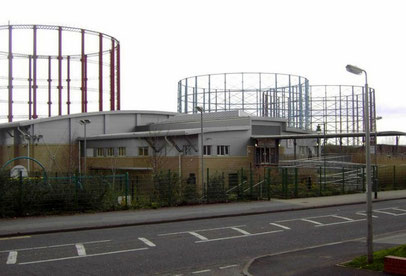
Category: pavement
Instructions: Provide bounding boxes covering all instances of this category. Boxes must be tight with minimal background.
[1,190,406,275]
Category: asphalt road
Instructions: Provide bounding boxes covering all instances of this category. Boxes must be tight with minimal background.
[1,199,405,276]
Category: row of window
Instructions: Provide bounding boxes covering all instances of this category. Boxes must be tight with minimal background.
[95,147,127,157]
[92,145,231,157]
[203,145,230,156]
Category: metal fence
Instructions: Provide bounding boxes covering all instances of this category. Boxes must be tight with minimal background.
[1,164,405,217]
[0,173,129,217]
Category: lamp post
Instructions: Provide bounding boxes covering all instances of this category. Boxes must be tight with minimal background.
[196,107,205,198]
[346,64,373,263]
[374,116,382,199]
[22,134,43,173]
[79,119,91,175]
[316,124,322,158]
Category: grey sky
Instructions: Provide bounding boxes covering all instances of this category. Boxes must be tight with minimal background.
[1,0,405,141]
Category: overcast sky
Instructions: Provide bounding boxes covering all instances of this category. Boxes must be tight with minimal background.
[2,0,405,143]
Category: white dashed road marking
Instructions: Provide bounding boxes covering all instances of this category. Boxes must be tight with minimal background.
[219,264,239,269]
[158,225,246,236]
[195,230,283,243]
[189,232,209,241]
[0,239,111,253]
[18,247,149,265]
[138,237,156,247]
[75,244,86,256]
[231,227,251,235]
[356,211,378,218]
[269,223,291,230]
[301,218,324,226]
[6,251,17,265]
[331,215,354,221]
[192,269,211,274]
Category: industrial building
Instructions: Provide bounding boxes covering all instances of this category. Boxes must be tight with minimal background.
[1,24,405,192]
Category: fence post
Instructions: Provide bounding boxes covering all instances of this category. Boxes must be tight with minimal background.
[168,170,172,206]
[319,166,322,196]
[18,171,23,216]
[375,165,379,195]
[125,172,129,207]
[372,166,377,199]
[267,167,271,200]
[393,165,396,190]
[222,172,225,197]
[294,167,298,198]
[362,167,365,192]
[249,164,253,199]
[342,166,345,194]
[283,168,288,199]
[206,168,210,203]
[238,168,244,199]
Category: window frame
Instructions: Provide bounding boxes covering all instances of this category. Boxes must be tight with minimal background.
[217,145,230,156]
[138,146,149,156]
[203,145,212,156]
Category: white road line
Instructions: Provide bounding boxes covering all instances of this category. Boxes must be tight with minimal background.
[138,237,156,247]
[6,251,17,265]
[19,247,148,265]
[75,244,86,256]
[393,208,406,213]
[315,219,366,227]
[0,239,111,253]
[195,230,283,243]
[331,215,354,221]
[301,219,324,226]
[374,210,400,216]
[269,223,291,230]
[158,225,246,236]
[189,232,209,241]
[356,211,378,218]
[192,269,211,274]
[219,264,239,269]
[277,215,335,223]
[231,227,251,235]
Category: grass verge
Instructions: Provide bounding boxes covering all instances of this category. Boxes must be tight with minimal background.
[344,244,406,271]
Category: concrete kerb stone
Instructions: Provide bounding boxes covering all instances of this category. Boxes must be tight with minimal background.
[1,196,405,239]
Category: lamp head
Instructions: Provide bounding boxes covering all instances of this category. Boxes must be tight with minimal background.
[79,119,91,125]
[195,106,204,113]
[346,64,364,75]
[316,124,322,134]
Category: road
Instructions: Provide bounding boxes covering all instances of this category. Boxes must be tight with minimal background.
[1,199,405,275]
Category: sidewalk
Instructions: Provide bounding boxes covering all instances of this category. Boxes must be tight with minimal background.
[1,190,406,238]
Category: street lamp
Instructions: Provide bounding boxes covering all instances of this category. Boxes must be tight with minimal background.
[79,119,91,175]
[196,106,205,198]
[346,64,373,263]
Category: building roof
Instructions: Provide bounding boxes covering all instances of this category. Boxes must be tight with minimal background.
[0,110,178,130]
[81,125,251,141]
[252,131,406,140]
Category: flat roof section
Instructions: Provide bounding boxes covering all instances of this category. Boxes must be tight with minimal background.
[252,131,406,140]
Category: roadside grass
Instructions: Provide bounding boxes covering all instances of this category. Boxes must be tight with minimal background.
[344,244,406,271]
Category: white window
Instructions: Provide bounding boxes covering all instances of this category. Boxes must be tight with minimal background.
[138,146,149,156]
[106,147,115,157]
[96,148,104,157]
[203,145,212,155]
[118,147,126,156]
[217,145,230,156]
